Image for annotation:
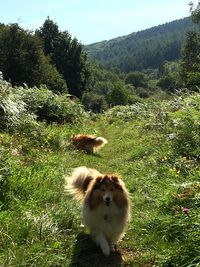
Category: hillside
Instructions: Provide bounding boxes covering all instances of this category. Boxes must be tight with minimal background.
[0,80,200,266]
[85,17,196,72]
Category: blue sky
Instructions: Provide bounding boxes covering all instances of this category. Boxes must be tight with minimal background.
[0,0,196,44]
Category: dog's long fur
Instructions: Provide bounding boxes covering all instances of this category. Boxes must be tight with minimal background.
[72,134,108,154]
[65,166,131,256]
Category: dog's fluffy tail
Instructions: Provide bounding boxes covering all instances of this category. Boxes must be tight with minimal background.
[65,166,100,201]
[94,137,108,149]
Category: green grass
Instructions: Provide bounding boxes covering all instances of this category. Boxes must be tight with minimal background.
[0,95,200,266]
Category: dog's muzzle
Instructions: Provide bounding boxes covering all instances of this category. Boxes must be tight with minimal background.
[104,195,112,206]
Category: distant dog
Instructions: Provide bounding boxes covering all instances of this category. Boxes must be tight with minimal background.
[72,134,108,154]
[65,166,131,256]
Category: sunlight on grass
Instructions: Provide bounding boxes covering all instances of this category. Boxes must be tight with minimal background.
[0,91,200,266]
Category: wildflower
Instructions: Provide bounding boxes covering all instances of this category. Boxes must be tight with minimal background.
[11,148,20,156]
[167,133,176,140]
[182,207,189,214]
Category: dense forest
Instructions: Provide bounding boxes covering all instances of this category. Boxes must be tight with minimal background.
[85,17,197,72]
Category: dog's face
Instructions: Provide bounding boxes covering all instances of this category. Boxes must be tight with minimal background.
[89,175,125,208]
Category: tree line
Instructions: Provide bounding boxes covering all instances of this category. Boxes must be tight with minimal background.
[0,1,200,113]
[85,17,197,73]
[0,17,89,97]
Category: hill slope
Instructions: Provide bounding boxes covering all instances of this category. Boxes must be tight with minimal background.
[0,81,199,266]
[85,17,196,72]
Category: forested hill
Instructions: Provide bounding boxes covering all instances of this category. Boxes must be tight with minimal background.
[85,17,196,72]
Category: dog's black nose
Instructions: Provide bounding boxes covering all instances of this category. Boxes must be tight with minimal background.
[105,196,110,202]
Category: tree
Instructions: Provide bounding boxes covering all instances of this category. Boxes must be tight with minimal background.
[108,81,128,106]
[82,92,108,113]
[36,17,89,97]
[157,61,181,92]
[189,1,200,25]
[180,1,200,89]
[125,71,147,88]
[0,23,67,93]
[85,17,194,73]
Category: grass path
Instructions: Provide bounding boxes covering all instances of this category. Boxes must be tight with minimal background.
[1,117,199,266]
[59,120,163,266]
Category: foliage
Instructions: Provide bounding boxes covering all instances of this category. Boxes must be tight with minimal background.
[180,31,200,89]
[0,88,199,266]
[180,3,200,90]
[85,17,196,73]
[0,136,11,210]
[0,80,37,132]
[157,61,181,92]
[82,92,108,113]
[36,17,89,97]
[0,23,67,93]
[125,71,147,88]
[0,8,200,266]
[167,93,200,159]
[104,102,153,122]
[81,62,129,111]
[0,81,88,133]
[107,81,129,106]
[189,0,200,26]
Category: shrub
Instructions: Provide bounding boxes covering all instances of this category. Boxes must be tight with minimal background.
[0,80,37,132]
[0,82,89,131]
[125,71,147,88]
[36,91,88,124]
[104,102,152,122]
[107,81,129,106]
[82,92,108,113]
[168,93,200,159]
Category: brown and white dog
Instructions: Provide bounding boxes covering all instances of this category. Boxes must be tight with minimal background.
[72,134,108,154]
[65,166,131,256]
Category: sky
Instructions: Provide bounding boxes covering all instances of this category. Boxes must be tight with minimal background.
[0,0,197,44]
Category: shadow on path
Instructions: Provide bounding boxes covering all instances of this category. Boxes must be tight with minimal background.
[69,232,123,267]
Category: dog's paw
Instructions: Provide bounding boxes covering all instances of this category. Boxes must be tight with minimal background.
[110,244,116,252]
[95,233,110,257]
[101,244,110,257]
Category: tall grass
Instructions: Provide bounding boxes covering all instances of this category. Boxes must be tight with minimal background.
[0,83,199,266]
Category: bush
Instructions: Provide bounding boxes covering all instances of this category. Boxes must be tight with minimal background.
[36,90,88,124]
[104,102,152,122]
[0,82,89,133]
[125,71,147,88]
[107,81,129,106]
[168,93,200,159]
[185,72,200,90]
[0,80,37,132]
[82,92,108,113]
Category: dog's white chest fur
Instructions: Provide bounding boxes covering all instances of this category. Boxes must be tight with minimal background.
[82,202,127,242]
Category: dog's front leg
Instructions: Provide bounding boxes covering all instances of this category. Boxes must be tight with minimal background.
[95,233,110,256]
[110,244,116,252]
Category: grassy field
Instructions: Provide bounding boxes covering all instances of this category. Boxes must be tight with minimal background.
[0,90,200,266]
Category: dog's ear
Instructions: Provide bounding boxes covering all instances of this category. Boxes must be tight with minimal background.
[110,175,120,184]
[110,174,124,191]
[95,176,104,184]
[83,176,93,191]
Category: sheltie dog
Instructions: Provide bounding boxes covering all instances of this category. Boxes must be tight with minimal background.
[72,134,108,154]
[65,166,131,256]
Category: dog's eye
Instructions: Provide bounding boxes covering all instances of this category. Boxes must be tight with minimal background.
[110,189,114,191]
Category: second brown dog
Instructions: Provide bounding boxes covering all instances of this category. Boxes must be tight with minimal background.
[72,134,108,154]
